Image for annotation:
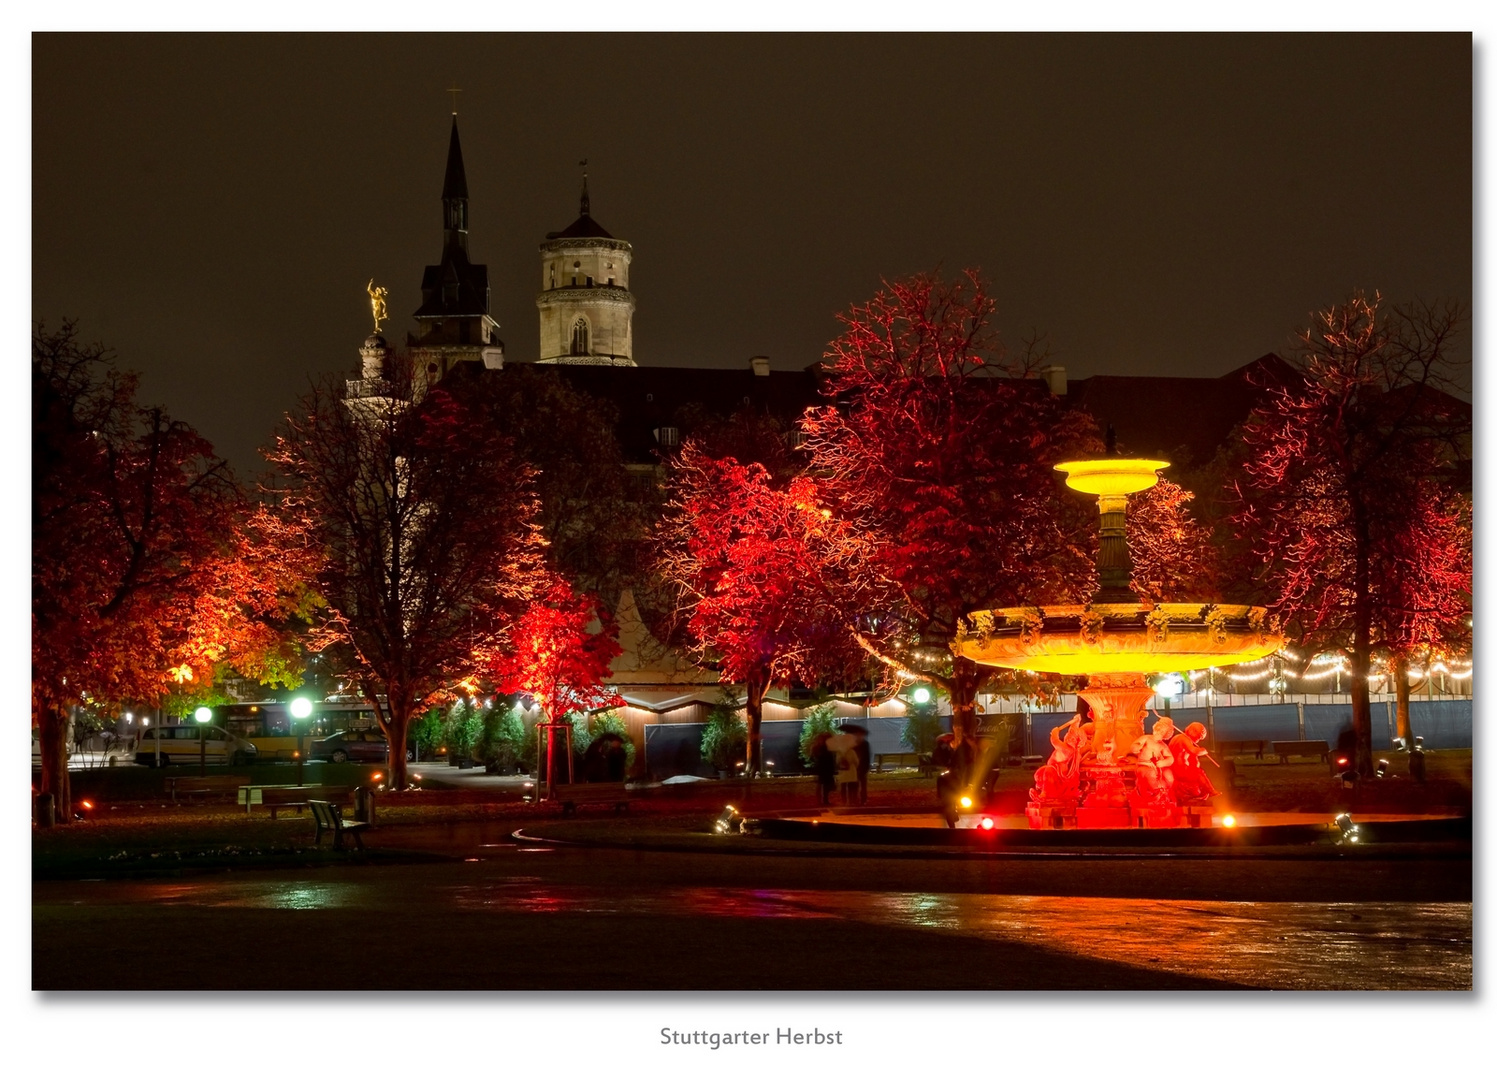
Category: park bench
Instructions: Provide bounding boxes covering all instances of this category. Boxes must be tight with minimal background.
[166,775,251,803]
[551,781,632,816]
[1271,740,1333,771]
[1214,740,1266,760]
[309,800,368,850]
[874,752,921,772]
[241,785,354,819]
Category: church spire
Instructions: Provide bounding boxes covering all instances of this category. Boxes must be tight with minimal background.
[442,117,469,253]
[579,158,590,218]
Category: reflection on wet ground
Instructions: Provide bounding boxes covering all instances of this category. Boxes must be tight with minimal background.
[70,875,1470,989]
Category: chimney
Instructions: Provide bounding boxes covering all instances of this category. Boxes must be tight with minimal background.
[750,356,771,377]
[1040,364,1067,397]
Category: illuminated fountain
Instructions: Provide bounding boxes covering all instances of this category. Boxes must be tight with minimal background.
[952,458,1283,828]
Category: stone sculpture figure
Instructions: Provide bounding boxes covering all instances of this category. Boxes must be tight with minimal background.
[1169,721,1220,803]
[1128,718,1177,804]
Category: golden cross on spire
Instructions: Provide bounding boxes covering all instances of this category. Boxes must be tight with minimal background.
[447,85,461,115]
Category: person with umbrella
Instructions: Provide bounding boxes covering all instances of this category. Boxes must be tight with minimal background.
[839,723,871,806]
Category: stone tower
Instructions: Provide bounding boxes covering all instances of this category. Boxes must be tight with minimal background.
[535,171,636,366]
[409,116,504,381]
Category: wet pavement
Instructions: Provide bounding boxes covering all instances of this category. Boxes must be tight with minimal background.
[33,826,1471,990]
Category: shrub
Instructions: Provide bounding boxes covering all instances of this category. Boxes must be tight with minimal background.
[444,700,485,759]
[798,702,843,767]
[580,709,636,772]
[902,698,943,755]
[700,694,747,775]
[411,708,445,759]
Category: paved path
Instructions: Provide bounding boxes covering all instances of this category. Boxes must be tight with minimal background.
[33,823,1470,990]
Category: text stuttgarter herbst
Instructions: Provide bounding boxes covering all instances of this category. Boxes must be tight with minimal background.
[660,1028,844,1049]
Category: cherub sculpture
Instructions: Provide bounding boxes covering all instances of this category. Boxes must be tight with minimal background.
[1128,718,1177,804]
[1169,721,1220,803]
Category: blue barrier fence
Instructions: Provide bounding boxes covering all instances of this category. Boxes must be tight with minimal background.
[640,700,1471,778]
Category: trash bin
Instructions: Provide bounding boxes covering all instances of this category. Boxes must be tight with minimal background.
[353,786,376,825]
[37,792,56,829]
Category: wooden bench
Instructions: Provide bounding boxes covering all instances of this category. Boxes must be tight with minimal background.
[874,752,920,772]
[309,800,368,850]
[1272,740,1333,770]
[242,785,354,819]
[551,781,631,816]
[167,775,251,803]
[1214,740,1266,760]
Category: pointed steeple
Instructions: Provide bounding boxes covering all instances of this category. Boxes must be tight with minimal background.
[579,159,590,218]
[442,117,469,253]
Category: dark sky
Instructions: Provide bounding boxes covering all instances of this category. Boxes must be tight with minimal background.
[32,33,1471,476]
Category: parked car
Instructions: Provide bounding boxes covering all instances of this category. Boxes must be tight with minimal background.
[134,725,259,767]
[310,729,416,764]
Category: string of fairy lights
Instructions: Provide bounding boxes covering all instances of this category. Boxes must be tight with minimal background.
[1183,648,1471,696]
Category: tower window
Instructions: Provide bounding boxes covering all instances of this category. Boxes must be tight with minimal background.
[586,276,594,287]
[570,318,590,356]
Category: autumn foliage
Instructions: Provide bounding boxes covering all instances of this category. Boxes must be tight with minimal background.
[32,323,300,819]
[801,270,1097,734]
[265,350,546,788]
[1235,293,1471,770]
[656,439,873,774]
[488,573,624,725]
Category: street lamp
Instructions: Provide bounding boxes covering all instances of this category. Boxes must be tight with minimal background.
[290,697,313,785]
[194,706,212,776]
[911,686,932,705]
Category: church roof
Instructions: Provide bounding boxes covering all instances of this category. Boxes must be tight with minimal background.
[442,118,468,200]
[414,253,489,318]
[546,212,614,241]
[545,171,616,240]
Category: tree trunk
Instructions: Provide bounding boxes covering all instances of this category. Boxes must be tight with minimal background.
[1394,653,1413,745]
[385,712,411,790]
[744,668,769,779]
[949,655,982,742]
[36,699,72,826]
[1351,512,1375,776]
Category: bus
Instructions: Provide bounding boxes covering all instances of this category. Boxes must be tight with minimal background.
[214,700,381,761]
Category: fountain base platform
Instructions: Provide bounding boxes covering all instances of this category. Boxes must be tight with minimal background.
[752,809,1469,849]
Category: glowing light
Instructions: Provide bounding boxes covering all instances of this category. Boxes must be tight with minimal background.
[289,697,314,720]
[371,773,383,782]
[980,816,995,830]
[912,687,932,705]
[1152,673,1185,697]
[959,796,973,809]
[193,706,212,724]
[1222,815,1236,828]
[1053,458,1170,496]
[79,800,94,811]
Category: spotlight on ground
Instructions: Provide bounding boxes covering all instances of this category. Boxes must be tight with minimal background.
[1222,814,1237,828]
[714,805,744,835]
[979,816,995,831]
[1334,812,1361,845]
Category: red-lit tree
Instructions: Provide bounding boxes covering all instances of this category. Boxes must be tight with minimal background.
[1235,293,1470,772]
[800,270,1097,739]
[656,442,875,775]
[265,350,547,789]
[487,573,624,787]
[31,323,300,821]
[1127,478,1221,603]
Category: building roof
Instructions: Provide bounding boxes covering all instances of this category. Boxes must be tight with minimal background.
[1062,354,1297,466]
[545,173,616,241]
[442,117,468,201]
[543,364,821,462]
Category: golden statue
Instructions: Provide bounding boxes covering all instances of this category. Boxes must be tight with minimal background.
[367,280,390,335]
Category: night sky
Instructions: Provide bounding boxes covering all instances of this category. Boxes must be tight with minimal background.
[32,33,1472,476]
